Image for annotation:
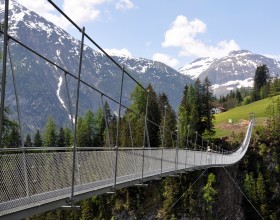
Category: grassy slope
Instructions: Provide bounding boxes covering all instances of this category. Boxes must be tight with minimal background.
[214,95,280,137]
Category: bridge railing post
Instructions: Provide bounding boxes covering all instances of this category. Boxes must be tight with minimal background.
[215,145,218,164]
[0,0,9,148]
[211,143,214,165]
[101,94,116,180]
[127,113,137,174]
[185,125,190,169]
[70,26,85,205]
[200,138,204,166]
[113,66,125,189]
[160,106,167,176]
[141,90,149,183]
[175,118,179,173]
[194,131,197,165]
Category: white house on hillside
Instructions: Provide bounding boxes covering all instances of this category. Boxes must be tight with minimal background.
[211,106,227,114]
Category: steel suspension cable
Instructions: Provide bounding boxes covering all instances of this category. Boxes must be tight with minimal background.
[70,27,85,205]
[7,42,24,148]
[222,167,264,220]
[163,168,209,218]
[0,0,9,148]
[64,72,75,133]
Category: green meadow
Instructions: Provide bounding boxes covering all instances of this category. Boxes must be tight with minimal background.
[214,95,280,137]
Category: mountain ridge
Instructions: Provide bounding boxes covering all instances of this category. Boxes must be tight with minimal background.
[0,0,192,132]
[179,49,280,96]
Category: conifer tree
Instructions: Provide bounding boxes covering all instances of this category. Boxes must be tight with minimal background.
[93,108,106,146]
[77,117,87,147]
[57,127,66,147]
[159,93,176,148]
[64,127,72,147]
[178,84,190,147]
[129,85,147,147]
[202,173,217,218]
[146,84,161,147]
[108,114,117,147]
[24,133,32,147]
[193,79,203,135]
[8,126,21,148]
[251,64,269,101]
[34,130,42,147]
[202,77,215,136]
[84,110,95,146]
[43,116,57,147]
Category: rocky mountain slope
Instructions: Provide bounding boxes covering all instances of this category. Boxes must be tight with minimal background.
[0,0,192,132]
[179,50,280,96]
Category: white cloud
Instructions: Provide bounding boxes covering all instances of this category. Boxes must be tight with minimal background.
[104,48,132,57]
[63,0,105,24]
[115,0,134,10]
[162,15,240,58]
[153,53,178,68]
[17,0,106,30]
[16,0,69,29]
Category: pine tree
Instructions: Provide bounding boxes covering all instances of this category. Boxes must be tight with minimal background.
[244,172,257,202]
[24,133,32,147]
[108,114,117,147]
[34,130,42,147]
[202,173,217,218]
[77,117,87,147]
[159,93,176,148]
[8,126,21,148]
[84,110,95,147]
[43,116,57,147]
[251,64,269,101]
[202,77,215,136]
[256,172,267,214]
[129,85,147,147]
[103,101,113,147]
[64,127,72,147]
[57,127,66,147]
[93,108,105,146]
[146,84,161,147]
[178,84,190,147]
[193,79,203,135]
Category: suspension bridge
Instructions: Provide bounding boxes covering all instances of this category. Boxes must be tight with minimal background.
[0,0,255,219]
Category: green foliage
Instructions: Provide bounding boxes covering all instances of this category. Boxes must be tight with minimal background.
[128,84,161,147]
[76,109,106,147]
[33,130,42,147]
[64,128,72,147]
[244,172,257,202]
[179,78,215,144]
[159,92,176,148]
[146,84,161,147]
[251,64,269,102]
[43,116,57,147]
[130,85,147,118]
[214,95,280,137]
[1,107,20,148]
[57,127,65,147]
[24,133,32,147]
[202,173,217,216]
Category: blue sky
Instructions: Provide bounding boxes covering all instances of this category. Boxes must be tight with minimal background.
[17,0,280,69]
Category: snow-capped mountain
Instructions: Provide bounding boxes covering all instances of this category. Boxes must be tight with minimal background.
[178,57,217,80]
[179,50,280,96]
[0,0,192,132]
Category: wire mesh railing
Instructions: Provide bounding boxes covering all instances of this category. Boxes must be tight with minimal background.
[0,120,254,218]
